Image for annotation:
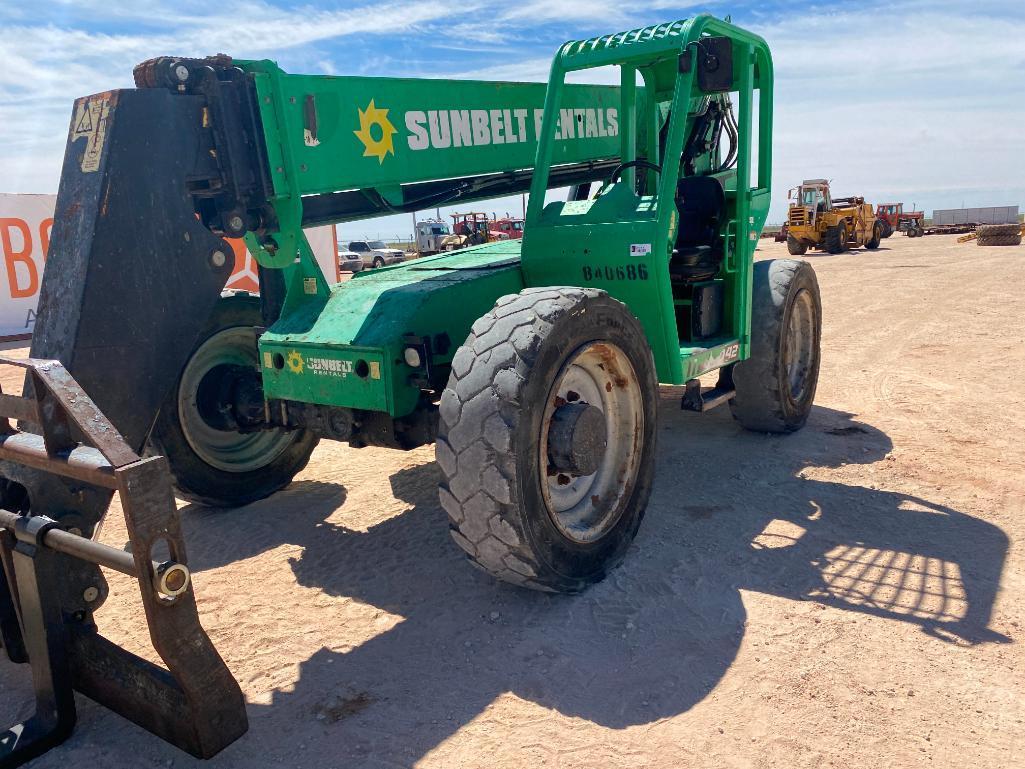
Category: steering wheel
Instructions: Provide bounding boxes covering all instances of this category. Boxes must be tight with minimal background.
[608,159,662,185]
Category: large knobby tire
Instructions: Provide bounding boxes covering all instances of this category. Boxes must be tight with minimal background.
[148,293,319,507]
[787,235,808,255]
[729,260,822,433]
[976,224,1022,246]
[823,223,847,254]
[437,287,658,593]
[977,233,1022,247]
[977,223,1021,237]
[881,221,894,238]
[864,221,883,250]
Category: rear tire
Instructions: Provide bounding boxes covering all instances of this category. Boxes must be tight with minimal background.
[786,235,808,255]
[881,221,894,238]
[148,294,319,507]
[864,221,882,249]
[372,256,385,268]
[729,260,821,433]
[437,288,658,593]
[823,223,847,254]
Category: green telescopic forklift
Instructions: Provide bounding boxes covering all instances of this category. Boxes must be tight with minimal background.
[0,15,820,765]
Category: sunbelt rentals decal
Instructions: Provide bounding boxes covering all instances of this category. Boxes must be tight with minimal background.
[353,99,618,163]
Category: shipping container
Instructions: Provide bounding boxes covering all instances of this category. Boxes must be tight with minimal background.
[932,206,1019,226]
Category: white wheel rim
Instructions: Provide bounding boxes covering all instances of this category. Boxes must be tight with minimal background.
[177,326,295,473]
[538,342,644,544]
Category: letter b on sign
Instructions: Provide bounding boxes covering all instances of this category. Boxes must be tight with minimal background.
[0,218,39,299]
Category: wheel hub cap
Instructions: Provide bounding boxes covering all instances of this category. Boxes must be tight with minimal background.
[547,403,607,476]
[539,341,644,544]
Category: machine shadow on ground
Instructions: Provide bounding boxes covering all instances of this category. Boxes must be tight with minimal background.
[149,395,1010,767]
[9,398,1002,766]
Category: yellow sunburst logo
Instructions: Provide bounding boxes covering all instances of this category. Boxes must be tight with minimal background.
[353,99,397,164]
[286,350,304,373]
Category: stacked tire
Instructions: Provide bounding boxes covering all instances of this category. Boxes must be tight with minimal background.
[976,223,1022,247]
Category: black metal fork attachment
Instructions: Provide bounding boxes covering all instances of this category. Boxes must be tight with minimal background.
[0,357,247,767]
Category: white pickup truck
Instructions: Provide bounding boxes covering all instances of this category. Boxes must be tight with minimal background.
[347,240,405,268]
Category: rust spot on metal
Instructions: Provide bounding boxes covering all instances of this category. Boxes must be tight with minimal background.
[100,184,112,218]
[593,344,630,388]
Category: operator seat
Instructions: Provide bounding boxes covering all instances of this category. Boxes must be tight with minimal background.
[670,174,726,283]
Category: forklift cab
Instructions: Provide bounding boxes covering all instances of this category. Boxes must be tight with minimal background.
[521,18,773,386]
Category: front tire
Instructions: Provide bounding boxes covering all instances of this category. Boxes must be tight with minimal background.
[823,223,847,254]
[372,256,385,268]
[730,260,821,433]
[148,294,319,507]
[437,288,658,593]
[786,235,808,255]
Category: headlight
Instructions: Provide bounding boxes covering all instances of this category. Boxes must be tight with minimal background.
[404,347,422,368]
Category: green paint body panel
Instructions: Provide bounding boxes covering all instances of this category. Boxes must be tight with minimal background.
[260,242,526,416]
[239,66,626,196]
[250,15,775,420]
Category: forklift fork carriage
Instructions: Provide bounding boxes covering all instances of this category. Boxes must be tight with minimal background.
[0,357,246,768]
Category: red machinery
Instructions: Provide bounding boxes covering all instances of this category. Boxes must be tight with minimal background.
[875,203,925,238]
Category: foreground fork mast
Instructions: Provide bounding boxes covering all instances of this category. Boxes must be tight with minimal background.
[0,358,245,766]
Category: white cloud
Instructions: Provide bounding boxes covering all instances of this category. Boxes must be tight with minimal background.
[0,0,457,192]
[758,5,1025,219]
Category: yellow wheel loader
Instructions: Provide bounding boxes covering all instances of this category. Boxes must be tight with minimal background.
[785,179,882,255]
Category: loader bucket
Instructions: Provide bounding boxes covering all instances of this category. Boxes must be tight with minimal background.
[0,357,247,767]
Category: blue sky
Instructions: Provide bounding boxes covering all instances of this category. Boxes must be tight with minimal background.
[2,0,1023,240]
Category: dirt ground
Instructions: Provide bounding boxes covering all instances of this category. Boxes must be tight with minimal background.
[2,233,1024,768]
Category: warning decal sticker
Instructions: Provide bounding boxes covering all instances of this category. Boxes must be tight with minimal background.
[71,94,113,173]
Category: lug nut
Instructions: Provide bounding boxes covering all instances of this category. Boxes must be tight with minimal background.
[82,586,99,603]
[173,64,189,83]
[228,215,245,233]
[210,250,227,268]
